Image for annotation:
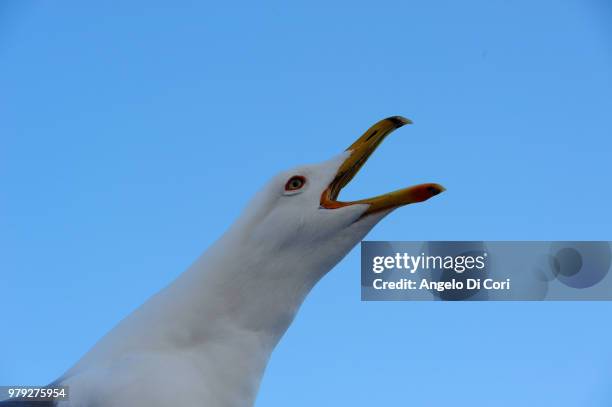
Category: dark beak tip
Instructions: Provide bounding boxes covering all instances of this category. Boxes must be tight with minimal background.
[387,116,412,127]
[427,185,446,196]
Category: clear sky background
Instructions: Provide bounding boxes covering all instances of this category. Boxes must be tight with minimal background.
[1,1,611,406]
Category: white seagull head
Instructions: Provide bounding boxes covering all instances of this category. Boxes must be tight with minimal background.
[229,116,445,274]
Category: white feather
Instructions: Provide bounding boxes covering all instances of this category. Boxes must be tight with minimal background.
[56,152,389,407]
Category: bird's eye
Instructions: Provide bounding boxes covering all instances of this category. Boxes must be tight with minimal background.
[285,176,306,191]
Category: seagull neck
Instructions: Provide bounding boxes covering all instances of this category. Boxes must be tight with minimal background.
[121,232,334,405]
[174,233,329,342]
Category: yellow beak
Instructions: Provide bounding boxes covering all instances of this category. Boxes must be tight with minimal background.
[320,116,445,217]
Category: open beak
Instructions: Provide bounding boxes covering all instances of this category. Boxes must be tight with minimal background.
[320,116,445,218]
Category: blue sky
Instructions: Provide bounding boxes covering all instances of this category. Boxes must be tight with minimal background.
[1,0,611,405]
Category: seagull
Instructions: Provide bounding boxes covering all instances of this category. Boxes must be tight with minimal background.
[1,116,444,407]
